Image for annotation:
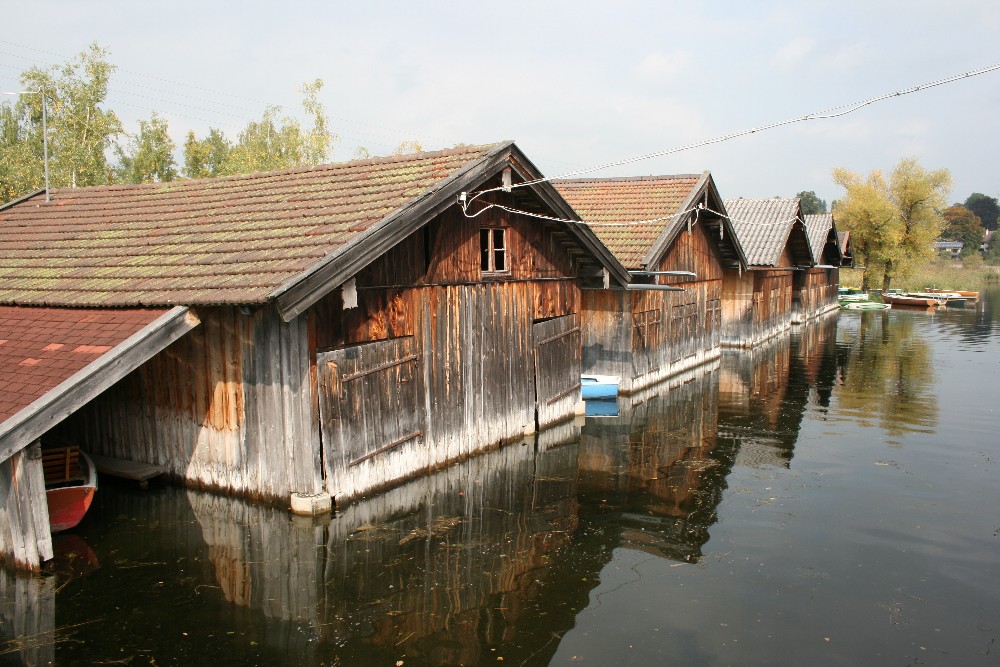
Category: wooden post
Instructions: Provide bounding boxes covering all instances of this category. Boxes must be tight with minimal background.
[0,442,53,571]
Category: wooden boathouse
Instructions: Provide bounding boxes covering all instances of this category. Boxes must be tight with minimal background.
[0,142,630,570]
[796,213,843,323]
[554,173,746,393]
[0,306,198,570]
[720,197,814,347]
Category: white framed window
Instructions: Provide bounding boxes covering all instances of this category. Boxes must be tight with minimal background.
[480,227,508,274]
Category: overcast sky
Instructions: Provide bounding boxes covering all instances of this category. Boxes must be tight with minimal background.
[2,1,998,206]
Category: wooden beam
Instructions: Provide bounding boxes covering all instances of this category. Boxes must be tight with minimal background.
[0,307,201,463]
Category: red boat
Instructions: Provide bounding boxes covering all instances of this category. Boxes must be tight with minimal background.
[42,446,97,532]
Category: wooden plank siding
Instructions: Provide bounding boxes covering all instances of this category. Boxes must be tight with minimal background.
[311,195,588,503]
[0,443,53,571]
[56,306,322,502]
[582,223,726,394]
[721,261,796,348]
[792,267,841,324]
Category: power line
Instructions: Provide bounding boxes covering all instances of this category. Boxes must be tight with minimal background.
[465,62,1000,207]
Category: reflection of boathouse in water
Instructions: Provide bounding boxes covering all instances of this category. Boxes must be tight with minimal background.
[718,315,840,468]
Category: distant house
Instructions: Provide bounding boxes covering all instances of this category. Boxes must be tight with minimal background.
[555,173,746,394]
[932,241,964,258]
[0,142,630,570]
[721,198,814,347]
[797,213,843,322]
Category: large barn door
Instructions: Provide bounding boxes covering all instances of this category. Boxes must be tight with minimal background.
[318,336,425,500]
[532,314,582,429]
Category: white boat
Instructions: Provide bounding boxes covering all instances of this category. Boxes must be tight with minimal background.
[581,374,620,399]
[841,301,891,311]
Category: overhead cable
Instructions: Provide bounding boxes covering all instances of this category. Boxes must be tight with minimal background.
[465,61,1000,207]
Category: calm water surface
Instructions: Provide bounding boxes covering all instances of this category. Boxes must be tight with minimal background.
[3,287,1000,666]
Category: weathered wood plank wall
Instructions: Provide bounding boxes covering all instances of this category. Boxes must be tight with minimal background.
[59,306,321,502]
[721,269,794,348]
[581,224,725,393]
[533,313,583,427]
[314,197,585,503]
[0,443,52,571]
[793,267,840,323]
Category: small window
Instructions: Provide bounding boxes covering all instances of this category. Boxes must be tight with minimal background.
[481,227,508,274]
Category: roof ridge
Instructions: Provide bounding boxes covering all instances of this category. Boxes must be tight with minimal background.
[31,142,507,199]
[553,174,704,184]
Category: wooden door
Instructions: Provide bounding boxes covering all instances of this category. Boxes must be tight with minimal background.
[318,336,426,500]
[532,314,582,429]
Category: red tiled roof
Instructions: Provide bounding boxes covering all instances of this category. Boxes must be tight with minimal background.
[554,176,703,268]
[0,144,501,308]
[0,306,170,423]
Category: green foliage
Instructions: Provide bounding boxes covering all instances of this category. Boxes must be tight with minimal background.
[796,190,827,215]
[940,205,984,255]
[986,234,1000,264]
[114,113,177,184]
[964,192,999,232]
[0,43,124,203]
[393,140,423,155]
[184,79,337,177]
[183,129,232,179]
[833,157,951,290]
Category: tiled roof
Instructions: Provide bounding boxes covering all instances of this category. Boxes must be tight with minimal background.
[0,144,501,308]
[0,306,170,423]
[723,197,803,267]
[554,175,703,268]
[803,213,834,261]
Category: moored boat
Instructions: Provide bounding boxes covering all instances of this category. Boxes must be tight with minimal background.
[841,301,891,311]
[838,293,871,302]
[925,288,980,299]
[581,374,620,399]
[881,293,940,308]
[42,446,97,532]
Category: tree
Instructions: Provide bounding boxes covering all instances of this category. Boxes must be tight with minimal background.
[796,190,827,215]
[393,140,423,155]
[114,113,177,184]
[0,43,123,202]
[964,192,999,232]
[833,157,951,290]
[183,128,232,179]
[184,79,337,178]
[940,205,984,255]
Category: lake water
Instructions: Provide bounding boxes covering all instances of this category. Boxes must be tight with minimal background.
[3,287,999,666]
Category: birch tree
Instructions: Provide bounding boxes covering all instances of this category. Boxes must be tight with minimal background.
[183,79,336,177]
[0,43,123,202]
[114,112,177,184]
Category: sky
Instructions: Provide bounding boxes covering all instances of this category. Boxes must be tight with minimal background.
[2,0,999,207]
